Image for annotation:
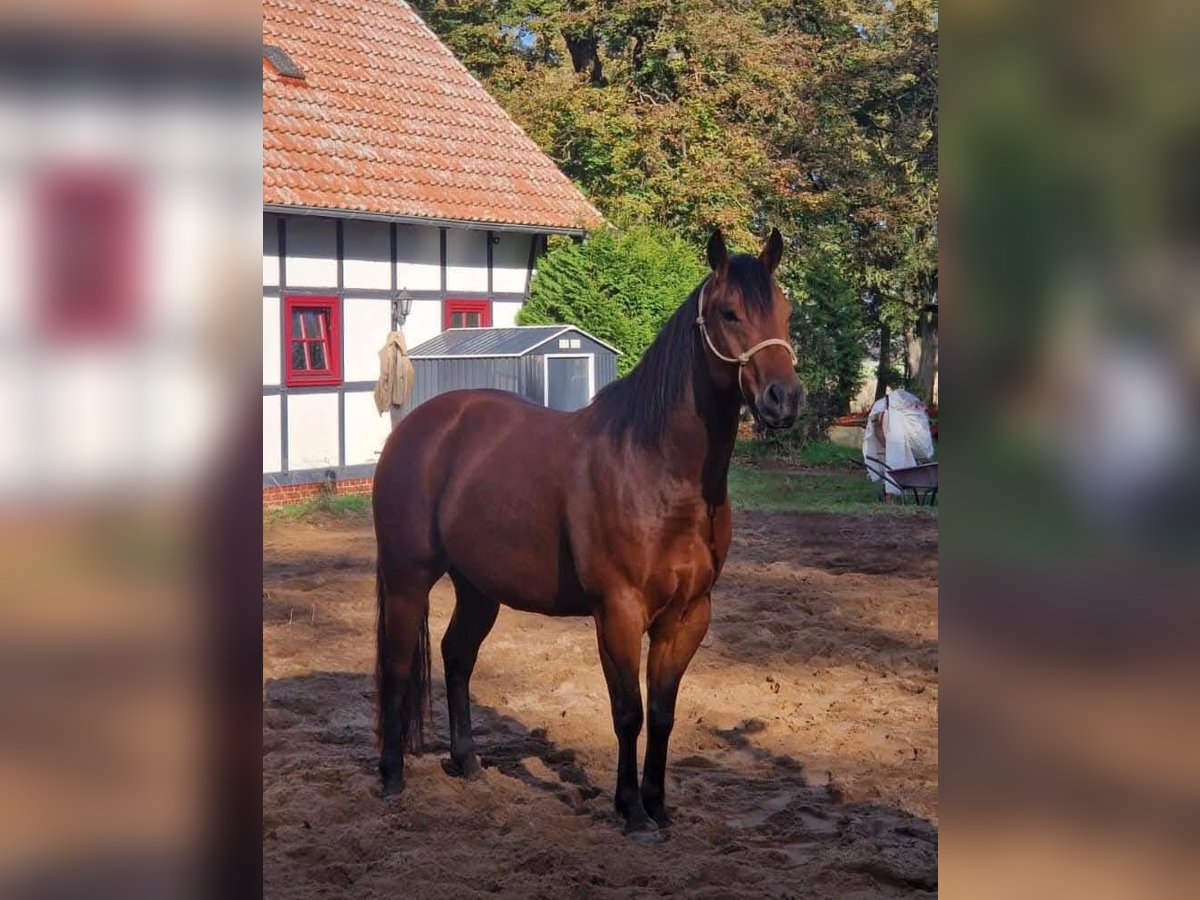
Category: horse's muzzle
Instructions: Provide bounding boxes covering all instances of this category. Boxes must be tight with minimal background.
[756,380,803,429]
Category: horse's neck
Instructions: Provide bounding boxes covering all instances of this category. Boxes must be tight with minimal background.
[661,350,742,505]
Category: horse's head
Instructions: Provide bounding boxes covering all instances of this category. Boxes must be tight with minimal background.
[698,228,804,429]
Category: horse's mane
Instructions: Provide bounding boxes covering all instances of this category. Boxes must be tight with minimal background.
[588,254,774,446]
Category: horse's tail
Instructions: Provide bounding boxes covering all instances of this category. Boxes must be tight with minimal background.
[375,561,432,753]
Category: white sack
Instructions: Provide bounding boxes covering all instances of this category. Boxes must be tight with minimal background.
[862,389,934,495]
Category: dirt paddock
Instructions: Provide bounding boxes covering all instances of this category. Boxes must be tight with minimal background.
[264,509,938,899]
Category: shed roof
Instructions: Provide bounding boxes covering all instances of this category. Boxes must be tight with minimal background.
[262,0,603,234]
[408,326,619,359]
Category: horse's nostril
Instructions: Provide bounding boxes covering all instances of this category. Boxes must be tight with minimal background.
[765,383,783,407]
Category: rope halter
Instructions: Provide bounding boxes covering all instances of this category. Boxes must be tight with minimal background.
[696,278,798,402]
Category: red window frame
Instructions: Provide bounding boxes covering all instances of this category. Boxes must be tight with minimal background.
[284,294,341,387]
[443,299,492,331]
[35,166,141,343]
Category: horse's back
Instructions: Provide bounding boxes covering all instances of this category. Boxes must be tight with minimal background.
[380,389,571,468]
[373,390,585,609]
[375,389,562,501]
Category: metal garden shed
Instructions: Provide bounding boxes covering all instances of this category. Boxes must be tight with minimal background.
[406,326,620,413]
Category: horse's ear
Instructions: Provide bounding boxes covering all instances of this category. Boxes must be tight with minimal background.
[707,228,728,273]
[760,228,783,274]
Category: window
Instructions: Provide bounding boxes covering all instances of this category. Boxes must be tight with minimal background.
[284,295,341,386]
[36,166,140,343]
[443,299,491,330]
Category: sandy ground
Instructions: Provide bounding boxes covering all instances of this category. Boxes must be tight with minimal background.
[263,508,938,898]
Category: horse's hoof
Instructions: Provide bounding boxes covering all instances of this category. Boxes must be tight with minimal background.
[647,807,671,828]
[449,756,485,780]
[380,775,406,797]
[623,816,661,842]
[626,825,665,845]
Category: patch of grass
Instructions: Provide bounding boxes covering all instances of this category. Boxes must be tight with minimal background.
[733,437,862,469]
[265,493,372,524]
[728,461,935,515]
[795,440,862,468]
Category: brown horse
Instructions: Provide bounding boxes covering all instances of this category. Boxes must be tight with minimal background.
[373,228,803,837]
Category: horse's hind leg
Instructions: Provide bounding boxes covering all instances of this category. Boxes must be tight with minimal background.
[442,573,499,779]
[377,560,442,796]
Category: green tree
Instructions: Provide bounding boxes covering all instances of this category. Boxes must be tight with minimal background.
[788,249,868,437]
[786,0,939,401]
[517,224,706,374]
[412,0,938,407]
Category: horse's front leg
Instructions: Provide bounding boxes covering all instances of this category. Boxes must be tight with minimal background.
[443,575,499,779]
[594,597,656,837]
[642,593,711,828]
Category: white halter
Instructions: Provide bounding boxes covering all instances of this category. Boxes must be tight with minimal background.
[696,278,798,400]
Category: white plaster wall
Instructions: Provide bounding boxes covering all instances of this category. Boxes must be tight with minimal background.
[492,300,523,328]
[263,296,280,386]
[144,168,215,337]
[445,228,487,292]
[403,298,443,350]
[40,352,133,488]
[286,215,338,287]
[342,219,391,290]
[0,147,31,341]
[0,359,31,487]
[0,89,248,344]
[343,297,392,382]
[139,357,222,485]
[493,232,530,294]
[263,394,282,473]
[344,390,392,466]
[0,84,257,498]
[286,392,339,470]
[396,224,441,291]
[263,213,279,286]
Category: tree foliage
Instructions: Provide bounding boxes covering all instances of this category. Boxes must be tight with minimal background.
[413,0,938,418]
[791,250,869,437]
[517,225,706,375]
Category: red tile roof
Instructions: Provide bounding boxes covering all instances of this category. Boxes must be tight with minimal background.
[263,0,602,233]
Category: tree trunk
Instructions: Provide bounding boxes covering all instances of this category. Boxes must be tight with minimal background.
[909,304,938,404]
[564,30,603,84]
[875,319,891,401]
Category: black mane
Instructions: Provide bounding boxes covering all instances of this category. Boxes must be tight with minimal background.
[588,253,775,445]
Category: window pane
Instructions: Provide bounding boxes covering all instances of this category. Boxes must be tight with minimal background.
[290,308,303,337]
[301,309,326,339]
[309,341,327,370]
[465,312,481,327]
[291,341,307,371]
[450,312,464,328]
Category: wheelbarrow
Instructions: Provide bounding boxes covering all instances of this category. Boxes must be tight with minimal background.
[854,455,939,506]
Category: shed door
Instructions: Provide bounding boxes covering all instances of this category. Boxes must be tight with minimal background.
[546,356,592,412]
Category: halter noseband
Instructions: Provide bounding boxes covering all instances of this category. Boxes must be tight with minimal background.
[696,278,798,401]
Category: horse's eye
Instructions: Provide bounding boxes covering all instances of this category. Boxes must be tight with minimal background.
[720,308,739,324]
